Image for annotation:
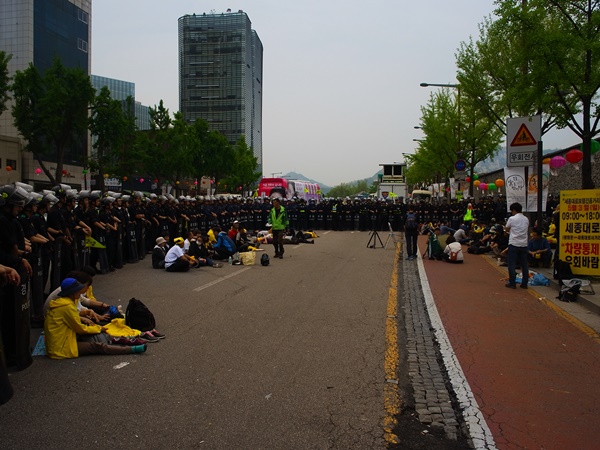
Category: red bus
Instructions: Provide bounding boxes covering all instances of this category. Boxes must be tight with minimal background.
[257,178,321,201]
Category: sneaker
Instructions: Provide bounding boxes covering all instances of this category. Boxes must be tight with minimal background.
[140,332,160,343]
[278,255,283,259]
[131,344,147,354]
[128,337,149,346]
[505,282,516,289]
[111,337,132,346]
[151,330,166,340]
[212,263,223,268]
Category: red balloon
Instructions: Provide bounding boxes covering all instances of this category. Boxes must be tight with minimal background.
[6,166,12,172]
[565,149,583,164]
[465,176,471,183]
[62,169,67,175]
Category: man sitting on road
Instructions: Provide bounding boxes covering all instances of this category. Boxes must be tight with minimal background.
[165,237,196,272]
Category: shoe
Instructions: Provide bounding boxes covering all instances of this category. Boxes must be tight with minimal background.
[278,254,283,259]
[212,263,223,268]
[140,332,160,342]
[131,344,147,354]
[111,337,133,346]
[505,282,516,289]
[274,253,280,258]
[128,337,149,346]
[151,330,166,340]
[520,285,528,289]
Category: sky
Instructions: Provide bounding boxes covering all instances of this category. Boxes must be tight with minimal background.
[92,1,578,187]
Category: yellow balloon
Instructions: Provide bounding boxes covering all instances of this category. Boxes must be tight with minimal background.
[474,180,481,187]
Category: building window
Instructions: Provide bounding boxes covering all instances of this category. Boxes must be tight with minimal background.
[78,9,89,24]
[6,159,16,170]
[78,38,88,53]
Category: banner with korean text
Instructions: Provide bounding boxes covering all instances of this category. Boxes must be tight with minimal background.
[559,189,600,276]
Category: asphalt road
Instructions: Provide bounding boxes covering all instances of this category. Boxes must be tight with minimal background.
[2,231,398,450]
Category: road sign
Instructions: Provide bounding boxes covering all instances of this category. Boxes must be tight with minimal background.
[507,115,541,167]
[454,159,466,171]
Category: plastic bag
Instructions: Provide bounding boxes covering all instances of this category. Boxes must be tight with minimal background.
[240,252,256,266]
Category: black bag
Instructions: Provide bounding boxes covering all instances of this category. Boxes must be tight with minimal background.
[260,254,270,266]
[125,298,156,332]
[558,279,582,302]
[553,259,573,282]
[405,213,418,231]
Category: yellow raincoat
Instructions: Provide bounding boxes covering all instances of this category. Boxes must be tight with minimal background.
[44,296,102,359]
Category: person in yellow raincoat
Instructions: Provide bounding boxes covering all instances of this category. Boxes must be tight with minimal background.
[44,278,147,359]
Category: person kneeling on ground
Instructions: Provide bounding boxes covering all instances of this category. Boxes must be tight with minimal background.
[212,227,237,260]
[442,235,464,263]
[44,278,147,359]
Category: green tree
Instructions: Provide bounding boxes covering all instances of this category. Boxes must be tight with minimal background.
[0,51,11,120]
[141,100,174,189]
[458,1,600,189]
[11,59,95,184]
[89,87,134,190]
[221,136,261,195]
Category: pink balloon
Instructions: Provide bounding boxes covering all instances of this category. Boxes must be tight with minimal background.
[35,168,42,174]
[550,155,567,169]
[139,178,144,183]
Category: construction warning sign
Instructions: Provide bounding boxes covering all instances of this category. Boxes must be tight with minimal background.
[506,115,541,167]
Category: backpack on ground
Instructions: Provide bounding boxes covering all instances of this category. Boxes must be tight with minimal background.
[260,253,270,266]
[558,279,582,302]
[125,298,156,332]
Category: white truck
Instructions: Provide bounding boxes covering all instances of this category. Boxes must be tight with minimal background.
[377,182,407,200]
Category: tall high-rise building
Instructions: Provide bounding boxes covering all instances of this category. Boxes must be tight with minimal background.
[91,75,151,131]
[178,10,263,173]
[0,0,91,187]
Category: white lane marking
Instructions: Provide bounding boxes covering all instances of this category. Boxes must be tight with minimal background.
[193,267,252,292]
[417,255,498,450]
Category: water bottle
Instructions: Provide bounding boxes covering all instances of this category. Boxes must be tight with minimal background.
[228,256,233,265]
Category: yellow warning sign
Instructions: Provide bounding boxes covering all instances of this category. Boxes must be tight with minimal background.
[511,124,537,147]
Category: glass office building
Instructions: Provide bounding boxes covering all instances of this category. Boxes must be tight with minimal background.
[178,11,263,172]
[0,0,91,186]
[90,75,151,131]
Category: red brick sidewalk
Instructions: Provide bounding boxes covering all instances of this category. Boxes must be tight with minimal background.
[418,236,600,449]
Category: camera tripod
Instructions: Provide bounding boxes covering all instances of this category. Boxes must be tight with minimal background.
[367,229,384,248]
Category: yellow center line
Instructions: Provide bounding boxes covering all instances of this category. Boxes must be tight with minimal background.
[383,242,401,444]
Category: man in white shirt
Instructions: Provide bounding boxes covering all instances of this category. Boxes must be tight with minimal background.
[165,237,194,272]
[504,202,529,289]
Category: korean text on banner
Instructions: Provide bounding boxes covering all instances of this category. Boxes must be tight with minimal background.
[559,189,600,276]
